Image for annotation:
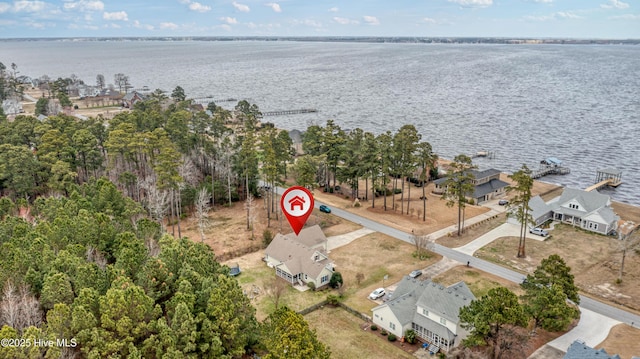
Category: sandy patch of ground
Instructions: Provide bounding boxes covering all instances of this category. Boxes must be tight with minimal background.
[596,323,640,359]
[476,223,640,313]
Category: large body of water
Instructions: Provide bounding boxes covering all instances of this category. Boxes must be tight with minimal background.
[2,40,639,206]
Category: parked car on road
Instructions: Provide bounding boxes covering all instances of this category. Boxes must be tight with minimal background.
[319,205,331,213]
[369,288,386,300]
[498,199,509,205]
[529,227,549,236]
[409,270,422,278]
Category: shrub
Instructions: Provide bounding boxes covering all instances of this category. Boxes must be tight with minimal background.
[262,229,274,247]
[370,324,378,331]
[393,188,402,194]
[388,334,397,342]
[404,329,417,344]
[329,272,343,289]
[326,294,340,305]
[307,282,316,291]
[380,329,388,336]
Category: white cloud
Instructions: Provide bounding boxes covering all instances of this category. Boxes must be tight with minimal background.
[328,7,338,13]
[219,24,232,31]
[103,11,128,21]
[608,13,639,19]
[189,2,211,12]
[13,1,46,12]
[160,22,179,29]
[133,20,154,30]
[601,0,630,9]
[556,11,581,19]
[333,16,358,25]
[63,0,104,12]
[363,15,379,25]
[524,11,583,21]
[220,16,237,24]
[0,3,11,13]
[422,17,437,24]
[232,1,249,12]
[266,3,281,13]
[292,18,323,28]
[532,0,553,3]
[448,0,492,7]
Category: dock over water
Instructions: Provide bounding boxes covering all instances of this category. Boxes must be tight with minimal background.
[261,109,318,117]
[585,168,622,192]
[531,157,570,179]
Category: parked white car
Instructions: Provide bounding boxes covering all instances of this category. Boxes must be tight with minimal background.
[369,288,386,300]
[530,227,549,237]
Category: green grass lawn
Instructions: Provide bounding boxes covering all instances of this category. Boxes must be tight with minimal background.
[304,306,415,359]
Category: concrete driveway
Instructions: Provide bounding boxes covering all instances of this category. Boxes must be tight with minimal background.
[454,222,546,256]
[547,308,621,352]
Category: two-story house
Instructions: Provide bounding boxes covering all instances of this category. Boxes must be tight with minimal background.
[433,168,509,204]
[371,277,475,353]
[510,188,619,235]
[264,225,334,289]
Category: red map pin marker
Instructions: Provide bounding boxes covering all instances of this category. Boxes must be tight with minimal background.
[280,186,315,235]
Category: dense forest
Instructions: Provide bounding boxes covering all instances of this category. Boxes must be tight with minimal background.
[0,63,443,357]
[0,63,586,358]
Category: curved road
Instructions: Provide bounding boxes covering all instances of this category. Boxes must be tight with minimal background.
[307,195,640,326]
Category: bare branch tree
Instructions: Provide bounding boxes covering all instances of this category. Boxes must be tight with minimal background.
[245,193,257,239]
[1,280,42,332]
[618,222,640,282]
[265,276,288,310]
[411,232,434,260]
[195,188,211,242]
[140,178,169,232]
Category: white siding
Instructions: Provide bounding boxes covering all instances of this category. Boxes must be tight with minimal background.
[371,306,403,337]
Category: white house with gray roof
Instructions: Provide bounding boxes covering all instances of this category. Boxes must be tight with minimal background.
[371,277,475,352]
[264,225,334,289]
[510,188,619,235]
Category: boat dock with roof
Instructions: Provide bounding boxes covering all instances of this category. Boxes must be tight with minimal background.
[530,157,571,179]
[585,168,623,192]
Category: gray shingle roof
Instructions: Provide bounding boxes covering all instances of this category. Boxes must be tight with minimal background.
[563,340,622,359]
[416,281,475,324]
[264,226,332,278]
[374,277,475,329]
[473,179,509,198]
[555,188,611,213]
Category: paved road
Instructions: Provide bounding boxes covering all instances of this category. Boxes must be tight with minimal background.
[303,193,640,327]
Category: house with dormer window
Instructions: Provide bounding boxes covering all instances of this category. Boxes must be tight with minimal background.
[371,277,475,352]
[264,225,334,289]
[510,187,619,235]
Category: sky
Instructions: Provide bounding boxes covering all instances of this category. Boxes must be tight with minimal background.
[0,0,638,39]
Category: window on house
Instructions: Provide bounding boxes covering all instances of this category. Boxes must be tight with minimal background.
[422,308,429,317]
[321,275,329,283]
[389,323,396,330]
[569,204,578,209]
[440,318,447,325]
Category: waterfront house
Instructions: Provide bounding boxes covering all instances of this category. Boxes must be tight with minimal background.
[122,91,145,108]
[433,168,509,204]
[371,277,475,352]
[263,225,334,289]
[510,188,619,235]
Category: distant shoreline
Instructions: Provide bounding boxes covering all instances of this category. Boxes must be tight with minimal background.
[2,36,640,45]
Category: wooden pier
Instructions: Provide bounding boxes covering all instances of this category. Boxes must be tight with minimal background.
[531,166,571,179]
[585,168,622,192]
[261,108,318,117]
[192,97,238,105]
[531,157,570,179]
